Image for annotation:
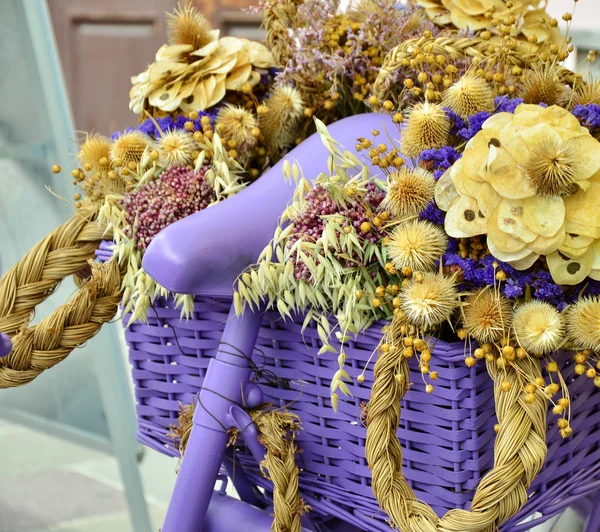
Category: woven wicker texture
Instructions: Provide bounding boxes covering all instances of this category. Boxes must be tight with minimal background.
[123,295,600,530]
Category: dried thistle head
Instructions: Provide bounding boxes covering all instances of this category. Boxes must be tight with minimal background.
[110,131,151,167]
[215,104,258,158]
[401,102,450,158]
[259,86,305,155]
[463,287,512,344]
[78,134,111,172]
[571,78,600,108]
[400,272,457,329]
[523,136,578,197]
[513,301,564,355]
[384,167,436,217]
[566,297,600,352]
[442,74,495,119]
[166,4,215,50]
[157,129,195,167]
[386,219,447,272]
[518,64,565,106]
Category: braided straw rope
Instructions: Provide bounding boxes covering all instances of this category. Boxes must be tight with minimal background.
[174,403,306,532]
[366,339,547,531]
[0,207,124,388]
[372,35,576,102]
[263,0,304,67]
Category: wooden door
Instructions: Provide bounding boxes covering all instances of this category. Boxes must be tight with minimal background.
[49,0,178,136]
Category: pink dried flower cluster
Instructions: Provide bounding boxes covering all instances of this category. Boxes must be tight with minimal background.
[123,165,215,250]
[288,182,386,280]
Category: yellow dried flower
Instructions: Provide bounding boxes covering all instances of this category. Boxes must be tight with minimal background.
[215,104,258,159]
[401,102,450,158]
[463,287,512,344]
[110,131,151,167]
[437,104,600,286]
[513,301,564,355]
[386,220,447,272]
[384,168,436,217]
[400,272,458,329]
[442,75,495,119]
[571,78,600,108]
[166,4,215,50]
[566,297,600,352]
[78,134,111,171]
[259,86,305,155]
[157,130,195,167]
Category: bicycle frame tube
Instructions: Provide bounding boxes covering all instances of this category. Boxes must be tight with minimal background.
[161,307,263,532]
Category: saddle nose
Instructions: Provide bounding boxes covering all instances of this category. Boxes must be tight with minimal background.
[142,113,399,296]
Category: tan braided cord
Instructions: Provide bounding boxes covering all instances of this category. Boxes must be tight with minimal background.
[173,403,307,532]
[372,35,576,102]
[263,0,304,67]
[0,206,124,388]
[366,339,547,531]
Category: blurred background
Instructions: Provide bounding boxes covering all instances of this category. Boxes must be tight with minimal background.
[0,1,598,531]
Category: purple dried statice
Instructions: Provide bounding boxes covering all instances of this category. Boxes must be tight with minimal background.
[123,165,215,250]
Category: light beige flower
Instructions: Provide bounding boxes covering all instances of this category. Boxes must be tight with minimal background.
[130,36,274,115]
[436,104,600,285]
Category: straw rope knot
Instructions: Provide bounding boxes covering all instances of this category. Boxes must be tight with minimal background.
[366,342,547,532]
[0,206,123,388]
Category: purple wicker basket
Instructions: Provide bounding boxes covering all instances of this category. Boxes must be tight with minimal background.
[119,284,600,530]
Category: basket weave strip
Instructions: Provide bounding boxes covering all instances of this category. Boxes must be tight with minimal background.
[0,258,123,388]
[0,207,110,336]
[366,342,547,532]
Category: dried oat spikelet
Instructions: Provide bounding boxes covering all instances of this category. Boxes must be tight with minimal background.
[384,167,436,217]
[157,129,195,167]
[166,4,214,50]
[215,104,258,159]
[519,64,565,106]
[513,300,564,355]
[566,297,600,352]
[400,272,457,329]
[386,220,447,272]
[401,102,450,158]
[523,136,578,197]
[463,287,512,344]
[78,134,111,171]
[442,74,495,119]
[259,86,305,155]
[110,131,152,167]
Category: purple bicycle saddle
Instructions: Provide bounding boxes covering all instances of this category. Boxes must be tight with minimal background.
[142,113,398,296]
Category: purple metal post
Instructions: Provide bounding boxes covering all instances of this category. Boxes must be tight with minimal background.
[161,307,263,532]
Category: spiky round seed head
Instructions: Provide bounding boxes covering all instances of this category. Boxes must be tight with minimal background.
[386,220,447,272]
[259,86,305,154]
[518,65,564,106]
[110,131,151,167]
[566,296,600,352]
[513,301,564,356]
[384,167,436,217]
[523,136,579,197]
[157,130,195,168]
[571,79,600,107]
[400,272,458,329]
[463,287,512,344]
[442,75,495,119]
[400,102,450,158]
[215,104,258,157]
[78,134,111,172]
[166,5,214,50]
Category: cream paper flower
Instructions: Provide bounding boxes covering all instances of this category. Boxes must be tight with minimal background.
[130,35,274,115]
[415,0,560,48]
[435,104,600,285]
